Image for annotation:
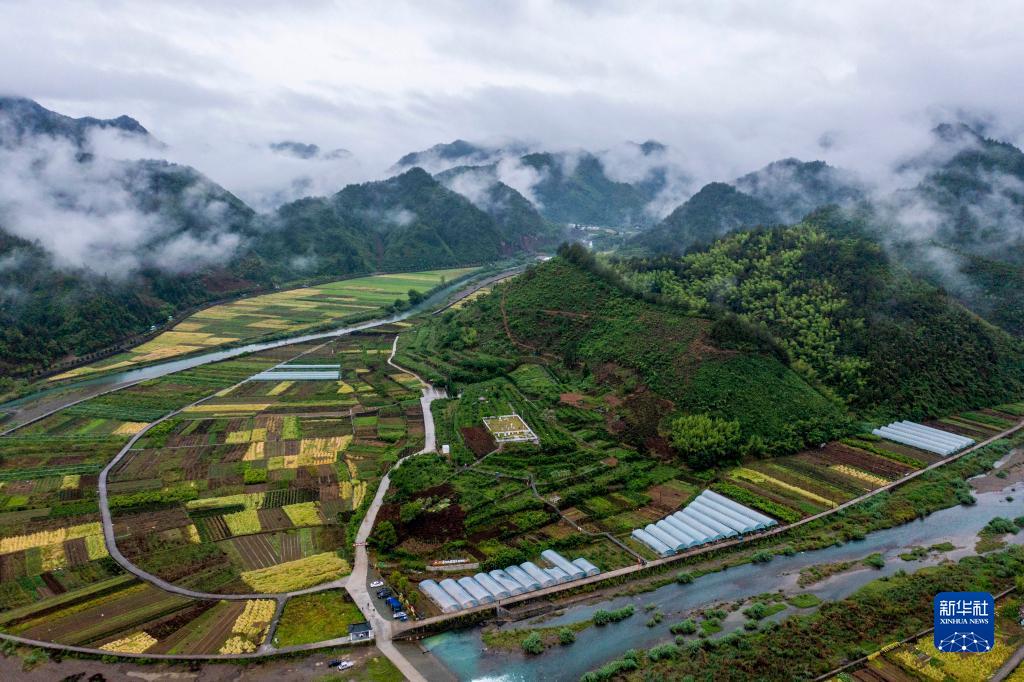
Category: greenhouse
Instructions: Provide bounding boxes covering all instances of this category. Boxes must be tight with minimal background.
[632,490,777,557]
[871,421,974,456]
[438,578,478,609]
[419,551,603,612]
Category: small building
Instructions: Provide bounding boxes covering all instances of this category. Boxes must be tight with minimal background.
[442,444,451,455]
[348,622,373,642]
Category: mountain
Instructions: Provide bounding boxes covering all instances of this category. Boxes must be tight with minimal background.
[631,182,779,254]
[520,151,662,226]
[269,141,351,160]
[0,95,154,149]
[400,246,849,459]
[0,100,551,382]
[395,139,527,172]
[734,158,865,223]
[435,165,561,249]
[619,214,1024,419]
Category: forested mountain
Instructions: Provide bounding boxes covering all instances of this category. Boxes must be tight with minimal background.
[407,138,679,228]
[403,248,849,459]
[734,158,865,223]
[0,96,154,149]
[630,182,779,254]
[618,213,1024,419]
[0,100,554,381]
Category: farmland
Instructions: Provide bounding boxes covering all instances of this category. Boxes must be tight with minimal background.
[274,589,365,646]
[383,257,1024,616]
[105,328,422,594]
[0,322,433,651]
[52,267,478,381]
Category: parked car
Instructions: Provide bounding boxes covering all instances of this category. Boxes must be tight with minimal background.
[386,596,402,611]
[396,613,409,622]
[370,580,385,588]
[393,611,407,619]
[376,588,392,599]
[328,659,353,670]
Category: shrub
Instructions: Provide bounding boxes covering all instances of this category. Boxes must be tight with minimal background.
[670,618,697,635]
[593,605,635,625]
[751,550,773,564]
[863,553,885,569]
[558,627,576,645]
[521,632,544,655]
[647,642,680,661]
[676,571,695,584]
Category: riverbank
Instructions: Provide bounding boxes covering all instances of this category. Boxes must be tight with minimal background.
[423,441,1024,680]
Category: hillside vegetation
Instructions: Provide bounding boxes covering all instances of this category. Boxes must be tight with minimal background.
[618,217,1024,418]
[400,250,848,459]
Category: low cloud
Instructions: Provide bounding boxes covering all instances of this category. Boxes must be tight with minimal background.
[0,125,244,278]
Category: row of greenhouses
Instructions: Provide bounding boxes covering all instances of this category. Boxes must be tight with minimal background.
[631,490,776,557]
[250,363,341,381]
[871,421,974,456]
[419,551,600,612]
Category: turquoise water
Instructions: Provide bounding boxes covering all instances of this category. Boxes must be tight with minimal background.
[424,486,1024,681]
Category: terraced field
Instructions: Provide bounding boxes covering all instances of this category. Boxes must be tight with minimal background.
[52,267,478,381]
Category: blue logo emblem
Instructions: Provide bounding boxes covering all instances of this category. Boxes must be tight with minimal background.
[934,592,994,653]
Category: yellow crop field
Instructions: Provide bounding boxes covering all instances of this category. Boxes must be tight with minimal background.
[49,267,478,382]
[184,403,271,414]
[240,552,350,592]
[832,464,888,487]
[283,502,323,527]
[60,475,80,490]
[298,435,351,466]
[226,429,252,444]
[187,492,265,511]
[113,421,149,436]
[218,599,276,653]
[101,631,158,654]
[85,534,109,560]
[268,381,294,396]
[244,442,265,461]
[41,543,66,571]
[732,468,837,508]
[0,521,103,554]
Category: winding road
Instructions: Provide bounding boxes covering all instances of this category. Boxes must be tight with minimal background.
[0,271,510,672]
[342,336,446,682]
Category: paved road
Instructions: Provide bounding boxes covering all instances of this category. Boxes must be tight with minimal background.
[344,335,448,682]
[97,337,350,603]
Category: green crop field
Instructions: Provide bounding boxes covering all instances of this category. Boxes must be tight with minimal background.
[52,267,478,381]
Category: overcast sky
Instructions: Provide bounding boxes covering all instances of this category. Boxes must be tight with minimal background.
[2,0,1023,206]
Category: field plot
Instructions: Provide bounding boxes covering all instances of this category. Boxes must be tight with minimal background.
[53,267,478,381]
[483,413,538,443]
[105,330,421,594]
[275,589,365,646]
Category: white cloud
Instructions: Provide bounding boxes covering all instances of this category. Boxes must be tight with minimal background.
[0,0,1021,210]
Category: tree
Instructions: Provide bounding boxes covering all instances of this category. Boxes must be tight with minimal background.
[669,413,742,469]
[371,521,397,550]
[408,288,425,305]
[521,632,544,654]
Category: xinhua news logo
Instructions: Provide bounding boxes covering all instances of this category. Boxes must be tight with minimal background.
[933,592,995,653]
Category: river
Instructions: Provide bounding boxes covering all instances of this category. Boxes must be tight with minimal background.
[424,471,1024,681]
[0,269,518,433]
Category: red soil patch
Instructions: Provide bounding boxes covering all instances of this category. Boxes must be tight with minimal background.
[560,393,586,407]
[460,426,497,457]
